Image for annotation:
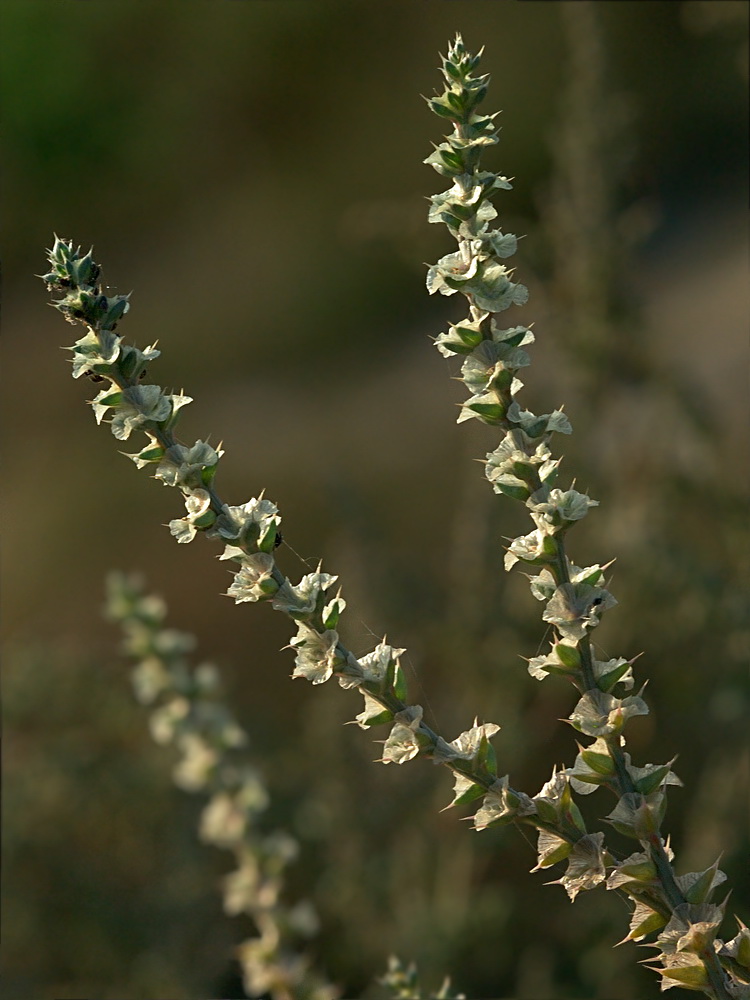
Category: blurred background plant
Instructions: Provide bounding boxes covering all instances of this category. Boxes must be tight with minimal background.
[2,2,747,999]
[104,572,338,1000]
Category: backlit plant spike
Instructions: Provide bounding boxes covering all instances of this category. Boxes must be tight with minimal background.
[42,231,592,903]
[43,32,745,998]
[425,33,739,999]
[42,238,610,974]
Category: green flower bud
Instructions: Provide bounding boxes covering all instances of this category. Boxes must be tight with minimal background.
[677,860,727,905]
[473,775,535,831]
[533,829,572,869]
[721,920,750,970]
[606,851,658,891]
[623,900,668,942]
[355,691,393,730]
[555,641,581,671]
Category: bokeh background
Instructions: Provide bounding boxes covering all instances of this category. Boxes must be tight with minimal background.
[2,2,748,998]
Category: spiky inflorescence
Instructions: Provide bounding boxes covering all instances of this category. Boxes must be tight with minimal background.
[424,34,741,999]
[41,232,591,856]
[41,33,747,998]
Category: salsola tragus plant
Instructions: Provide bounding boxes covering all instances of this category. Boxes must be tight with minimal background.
[106,572,464,1000]
[41,33,748,999]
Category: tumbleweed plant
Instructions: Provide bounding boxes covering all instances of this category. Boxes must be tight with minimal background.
[41,34,748,999]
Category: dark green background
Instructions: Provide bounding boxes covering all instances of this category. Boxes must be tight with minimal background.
[2,2,748,998]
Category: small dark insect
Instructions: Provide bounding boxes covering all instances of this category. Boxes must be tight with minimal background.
[274,531,283,549]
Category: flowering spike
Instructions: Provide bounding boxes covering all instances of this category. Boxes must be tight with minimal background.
[42,33,740,999]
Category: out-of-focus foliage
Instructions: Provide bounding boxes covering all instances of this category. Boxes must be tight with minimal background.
[105,572,337,1000]
[2,2,748,999]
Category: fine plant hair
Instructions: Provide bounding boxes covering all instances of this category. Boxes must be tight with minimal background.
[41,34,749,1000]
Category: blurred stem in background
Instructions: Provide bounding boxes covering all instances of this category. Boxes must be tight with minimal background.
[543,0,645,396]
[105,572,338,1000]
[541,7,750,980]
[542,1,748,911]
